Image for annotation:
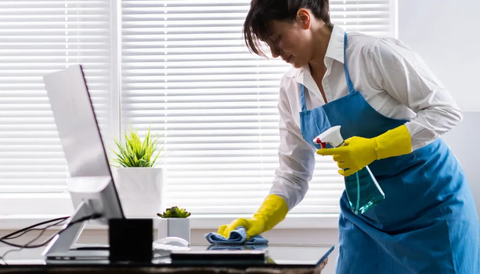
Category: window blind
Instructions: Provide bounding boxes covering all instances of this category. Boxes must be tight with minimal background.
[121,0,396,215]
[0,0,113,194]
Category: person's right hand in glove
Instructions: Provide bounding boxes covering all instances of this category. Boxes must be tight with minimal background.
[217,194,288,239]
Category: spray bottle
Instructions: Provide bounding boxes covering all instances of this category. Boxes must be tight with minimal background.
[314,126,385,215]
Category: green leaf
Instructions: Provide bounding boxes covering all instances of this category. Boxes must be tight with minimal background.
[110,126,163,167]
[156,206,191,218]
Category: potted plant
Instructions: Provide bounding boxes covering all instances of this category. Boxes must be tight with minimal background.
[110,126,165,218]
[157,206,191,243]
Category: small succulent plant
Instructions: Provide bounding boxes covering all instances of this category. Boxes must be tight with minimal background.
[157,206,191,218]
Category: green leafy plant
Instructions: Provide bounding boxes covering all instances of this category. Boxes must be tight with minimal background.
[157,206,191,218]
[111,126,162,167]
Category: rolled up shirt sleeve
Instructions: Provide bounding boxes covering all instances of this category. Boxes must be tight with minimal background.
[369,39,463,151]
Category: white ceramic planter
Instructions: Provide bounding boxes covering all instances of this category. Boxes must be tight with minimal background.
[111,167,165,218]
[158,218,191,243]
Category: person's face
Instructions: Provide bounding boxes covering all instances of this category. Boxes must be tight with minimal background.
[264,10,313,68]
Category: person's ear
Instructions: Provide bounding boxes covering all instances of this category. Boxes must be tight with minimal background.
[297,8,311,29]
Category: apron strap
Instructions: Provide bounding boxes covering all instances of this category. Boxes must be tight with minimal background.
[344,32,355,94]
[300,84,307,112]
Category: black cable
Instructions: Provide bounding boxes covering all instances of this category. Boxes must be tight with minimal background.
[26,213,103,249]
[1,218,68,241]
[0,214,102,265]
[0,213,102,249]
[3,228,51,241]
[0,219,66,265]
[0,216,69,241]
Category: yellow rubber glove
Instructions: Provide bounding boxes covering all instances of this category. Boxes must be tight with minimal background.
[316,125,412,176]
[217,194,288,240]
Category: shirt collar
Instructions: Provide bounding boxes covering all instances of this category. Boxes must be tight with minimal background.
[325,24,345,64]
[285,24,345,80]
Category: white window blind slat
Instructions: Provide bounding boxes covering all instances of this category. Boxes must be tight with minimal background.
[121,0,395,215]
[0,0,113,193]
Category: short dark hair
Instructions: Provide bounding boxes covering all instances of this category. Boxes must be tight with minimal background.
[244,0,332,56]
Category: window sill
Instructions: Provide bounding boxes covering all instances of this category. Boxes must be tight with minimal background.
[0,194,340,230]
[188,214,339,229]
[0,214,339,230]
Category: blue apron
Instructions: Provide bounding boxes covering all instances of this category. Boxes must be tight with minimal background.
[299,33,480,273]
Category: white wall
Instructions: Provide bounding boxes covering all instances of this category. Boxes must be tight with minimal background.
[398,0,480,111]
[398,0,480,216]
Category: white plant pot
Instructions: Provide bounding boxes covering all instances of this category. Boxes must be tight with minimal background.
[111,167,165,218]
[158,218,191,243]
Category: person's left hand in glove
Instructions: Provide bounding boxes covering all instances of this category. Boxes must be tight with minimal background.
[316,125,412,176]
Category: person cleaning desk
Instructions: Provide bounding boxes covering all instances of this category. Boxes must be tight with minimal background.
[217,0,480,273]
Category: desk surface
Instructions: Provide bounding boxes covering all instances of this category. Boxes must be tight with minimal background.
[0,243,332,267]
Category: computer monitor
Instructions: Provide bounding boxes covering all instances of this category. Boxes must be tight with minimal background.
[42,65,124,261]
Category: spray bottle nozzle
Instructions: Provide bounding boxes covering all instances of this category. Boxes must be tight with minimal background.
[313,125,344,148]
[313,137,327,149]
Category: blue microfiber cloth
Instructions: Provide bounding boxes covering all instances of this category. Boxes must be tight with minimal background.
[205,226,268,245]
[207,244,268,251]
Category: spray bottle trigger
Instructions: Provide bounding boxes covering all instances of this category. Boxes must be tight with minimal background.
[314,137,327,149]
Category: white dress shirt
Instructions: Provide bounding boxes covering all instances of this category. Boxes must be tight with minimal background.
[269,25,463,210]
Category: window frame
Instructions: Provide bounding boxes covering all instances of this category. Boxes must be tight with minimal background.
[1,0,397,225]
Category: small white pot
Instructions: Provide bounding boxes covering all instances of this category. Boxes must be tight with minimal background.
[111,167,165,218]
[158,218,190,243]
